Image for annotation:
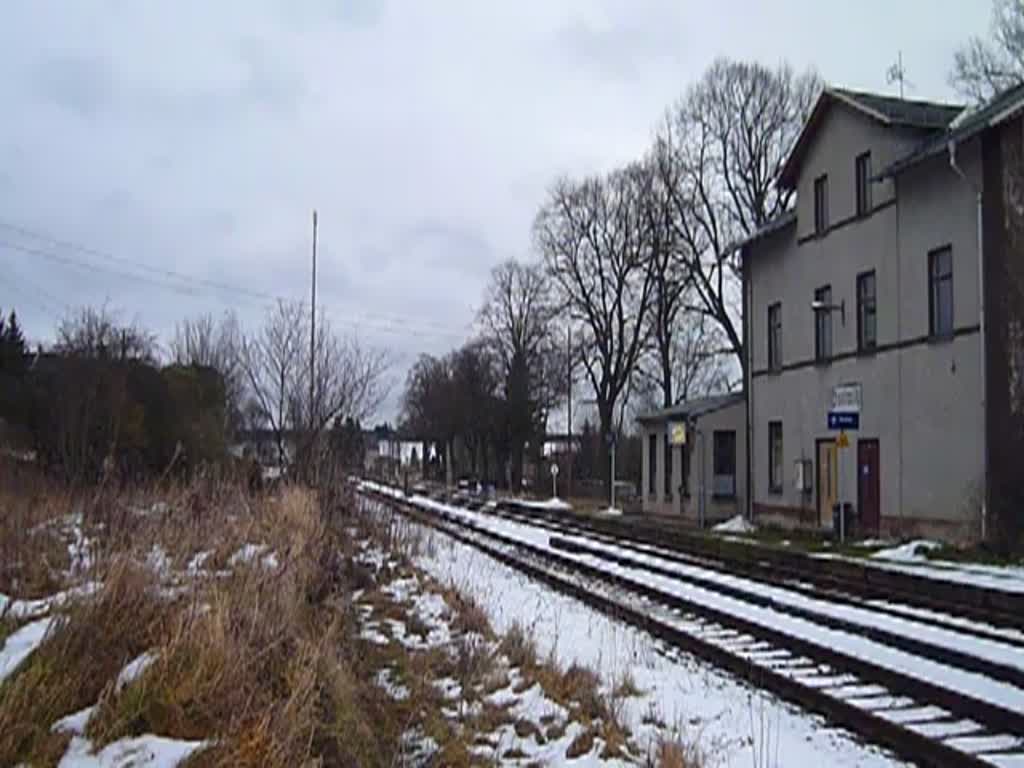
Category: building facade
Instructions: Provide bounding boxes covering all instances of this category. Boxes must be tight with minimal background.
[741,85,1024,543]
[639,394,746,526]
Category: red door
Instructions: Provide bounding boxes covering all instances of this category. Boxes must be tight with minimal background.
[857,440,880,535]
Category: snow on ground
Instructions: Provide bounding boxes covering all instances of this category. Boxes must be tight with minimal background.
[227,543,278,570]
[713,515,757,534]
[518,497,573,512]
[57,735,207,768]
[871,540,942,563]
[353,539,634,765]
[411,495,1024,711]
[0,617,53,683]
[597,507,623,517]
[817,547,1024,594]
[403,512,903,767]
[116,651,158,692]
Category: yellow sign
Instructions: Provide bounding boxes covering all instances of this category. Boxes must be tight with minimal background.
[837,431,850,449]
[669,422,687,445]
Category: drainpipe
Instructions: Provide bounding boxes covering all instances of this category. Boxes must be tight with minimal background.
[948,139,988,541]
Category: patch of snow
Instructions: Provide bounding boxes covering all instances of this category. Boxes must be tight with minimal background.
[52,706,96,736]
[858,538,892,548]
[871,540,942,563]
[0,617,53,683]
[713,515,757,534]
[66,513,94,575]
[185,551,212,576]
[58,734,207,768]
[0,583,100,620]
[597,506,623,517]
[228,543,278,570]
[116,651,158,691]
[375,668,410,700]
[146,546,171,576]
[519,497,573,512]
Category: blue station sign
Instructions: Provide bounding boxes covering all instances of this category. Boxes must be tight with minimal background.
[827,411,860,430]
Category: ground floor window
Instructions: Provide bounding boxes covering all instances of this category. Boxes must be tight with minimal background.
[648,433,657,496]
[712,430,736,498]
[663,433,672,499]
[769,421,783,493]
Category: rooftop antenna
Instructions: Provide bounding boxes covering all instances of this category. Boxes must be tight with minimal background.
[886,51,913,99]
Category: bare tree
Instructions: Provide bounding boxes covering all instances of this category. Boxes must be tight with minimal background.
[239,301,306,467]
[55,304,158,363]
[171,311,243,434]
[654,59,820,373]
[535,165,657,494]
[240,300,390,471]
[478,259,561,487]
[952,0,1024,102]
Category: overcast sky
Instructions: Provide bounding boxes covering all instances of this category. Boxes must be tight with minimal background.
[0,1,991,421]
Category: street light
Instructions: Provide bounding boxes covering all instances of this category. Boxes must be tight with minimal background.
[811,298,846,326]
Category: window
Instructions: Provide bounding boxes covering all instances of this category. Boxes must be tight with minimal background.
[664,433,672,500]
[768,302,782,370]
[712,431,736,498]
[857,271,877,351]
[769,422,783,493]
[814,285,833,361]
[648,433,657,496]
[929,246,954,337]
[814,174,829,234]
[856,152,872,216]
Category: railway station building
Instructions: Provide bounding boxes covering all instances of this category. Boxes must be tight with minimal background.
[638,393,747,526]
[739,83,1024,543]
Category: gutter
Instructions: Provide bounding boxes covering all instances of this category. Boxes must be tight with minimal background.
[947,139,988,541]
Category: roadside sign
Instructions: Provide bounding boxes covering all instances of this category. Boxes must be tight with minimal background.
[606,431,617,447]
[831,383,862,413]
[836,430,850,449]
[828,411,860,430]
[550,463,559,477]
[669,422,687,446]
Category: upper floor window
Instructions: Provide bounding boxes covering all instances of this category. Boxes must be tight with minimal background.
[768,302,782,370]
[814,174,829,234]
[929,246,954,337]
[856,152,872,216]
[814,285,833,361]
[857,270,877,351]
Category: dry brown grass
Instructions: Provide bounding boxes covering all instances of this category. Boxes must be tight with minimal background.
[0,558,166,765]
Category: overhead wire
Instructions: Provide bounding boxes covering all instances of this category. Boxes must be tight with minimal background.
[0,231,474,343]
[0,218,476,338]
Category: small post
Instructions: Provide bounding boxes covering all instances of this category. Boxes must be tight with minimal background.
[610,439,617,511]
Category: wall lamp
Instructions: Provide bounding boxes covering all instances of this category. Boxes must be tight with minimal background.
[811,299,845,326]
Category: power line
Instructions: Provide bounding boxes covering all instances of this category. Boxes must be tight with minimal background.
[0,238,471,342]
[0,218,475,337]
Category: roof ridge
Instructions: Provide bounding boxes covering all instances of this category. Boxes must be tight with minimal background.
[828,85,964,111]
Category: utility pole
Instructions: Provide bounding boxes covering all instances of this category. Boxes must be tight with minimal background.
[309,210,317,479]
[887,52,908,99]
[566,324,573,499]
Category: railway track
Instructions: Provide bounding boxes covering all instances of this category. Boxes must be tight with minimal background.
[358,480,1024,768]
[495,499,1024,633]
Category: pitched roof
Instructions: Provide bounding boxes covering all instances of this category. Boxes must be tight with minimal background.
[731,209,797,255]
[778,87,963,189]
[636,392,744,424]
[880,81,1024,178]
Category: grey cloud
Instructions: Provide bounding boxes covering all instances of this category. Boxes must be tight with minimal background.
[35,53,113,117]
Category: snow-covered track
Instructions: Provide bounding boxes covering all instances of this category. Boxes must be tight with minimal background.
[492,503,1024,654]
[358,482,1024,768]
[497,499,1024,633]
